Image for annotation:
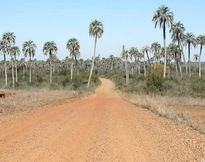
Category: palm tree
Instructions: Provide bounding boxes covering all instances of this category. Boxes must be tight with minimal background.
[87,20,104,88]
[184,33,196,77]
[10,46,20,88]
[1,32,16,87]
[11,46,20,83]
[129,47,139,73]
[196,35,205,78]
[22,40,37,83]
[152,6,174,78]
[66,38,80,79]
[151,42,161,66]
[169,43,182,77]
[170,21,187,75]
[142,46,151,66]
[20,58,26,80]
[137,52,143,74]
[43,41,58,84]
[0,40,8,87]
[121,45,129,84]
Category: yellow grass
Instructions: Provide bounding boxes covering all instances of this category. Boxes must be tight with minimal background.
[119,92,205,134]
[0,89,80,115]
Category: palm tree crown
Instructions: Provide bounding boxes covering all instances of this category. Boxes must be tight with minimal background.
[89,20,104,38]
[170,21,185,43]
[43,41,58,56]
[184,33,196,46]
[151,42,161,61]
[2,32,16,47]
[129,47,139,60]
[0,40,7,54]
[152,6,174,29]
[168,43,181,60]
[11,46,20,57]
[197,35,205,47]
[22,41,37,58]
[66,38,80,59]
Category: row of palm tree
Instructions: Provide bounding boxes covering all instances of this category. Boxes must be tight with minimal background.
[152,5,205,79]
[0,20,104,88]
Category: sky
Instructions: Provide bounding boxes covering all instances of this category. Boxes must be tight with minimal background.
[0,0,205,61]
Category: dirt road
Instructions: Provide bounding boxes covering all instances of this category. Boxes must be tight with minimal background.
[0,78,204,162]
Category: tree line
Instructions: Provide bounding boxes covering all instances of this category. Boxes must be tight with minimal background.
[0,20,104,89]
[121,5,205,84]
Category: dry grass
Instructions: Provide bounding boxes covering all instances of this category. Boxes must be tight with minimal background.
[0,88,91,115]
[119,91,205,134]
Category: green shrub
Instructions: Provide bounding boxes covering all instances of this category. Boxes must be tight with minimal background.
[146,73,165,93]
[191,78,205,94]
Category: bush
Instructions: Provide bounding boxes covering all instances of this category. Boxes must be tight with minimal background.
[191,78,205,94]
[146,73,166,93]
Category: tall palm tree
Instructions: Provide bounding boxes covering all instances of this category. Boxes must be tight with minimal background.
[184,33,196,77]
[152,6,174,78]
[43,41,58,84]
[142,46,151,66]
[170,21,187,75]
[22,40,36,83]
[1,32,16,87]
[66,38,80,79]
[122,45,129,84]
[87,20,104,88]
[10,46,20,88]
[196,35,205,78]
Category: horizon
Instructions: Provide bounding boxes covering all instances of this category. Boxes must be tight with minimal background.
[0,0,205,61]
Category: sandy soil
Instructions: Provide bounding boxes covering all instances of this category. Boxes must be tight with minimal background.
[0,78,204,162]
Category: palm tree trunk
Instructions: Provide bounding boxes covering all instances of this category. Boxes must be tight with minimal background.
[199,45,202,78]
[175,60,178,76]
[178,61,182,78]
[70,62,73,80]
[144,56,146,77]
[138,58,141,75]
[125,57,129,84]
[188,43,191,78]
[15,56,18,83]
[87,36,97,88]
[163,25,167,78]
[75,56,79,75]
[49,59,52,84]
[179,42,187,76]
[29,56,32,83]
[22,66,25,80]
[4,54,7,87]
[146,51,151,66]
[11,58,15,89]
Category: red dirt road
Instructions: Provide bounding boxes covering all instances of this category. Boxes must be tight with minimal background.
[0,78,204,162]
